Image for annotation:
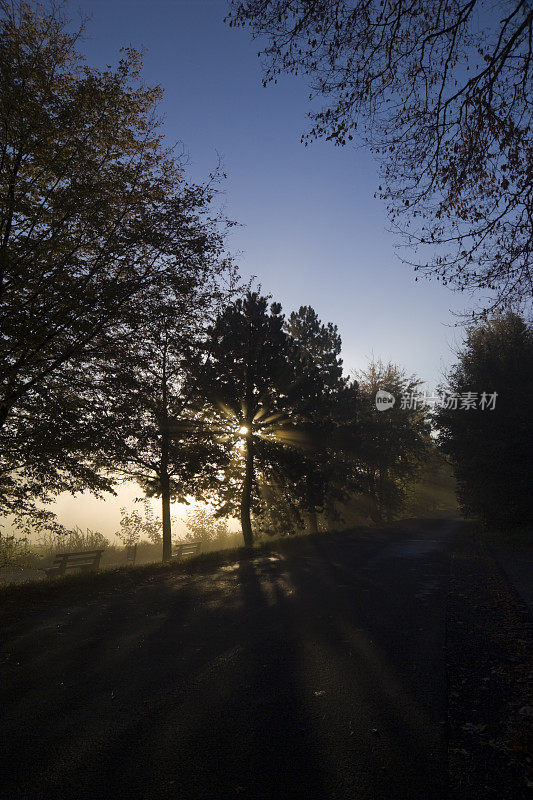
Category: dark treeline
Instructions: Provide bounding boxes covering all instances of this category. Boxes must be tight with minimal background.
[1,3,530,566]
[435,313,533,530]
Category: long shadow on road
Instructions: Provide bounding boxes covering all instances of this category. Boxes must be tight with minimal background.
[0,520,453,800]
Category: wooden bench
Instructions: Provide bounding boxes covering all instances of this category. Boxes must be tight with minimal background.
[172,541,201,560]
[41,549,105,578]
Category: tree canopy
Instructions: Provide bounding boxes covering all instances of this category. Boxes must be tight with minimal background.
[354,360,431,521]
[198,292,296,545]
[227,1,533,314]
[0,1,236,529]
[94,248,234,560]
[435,312,532,527]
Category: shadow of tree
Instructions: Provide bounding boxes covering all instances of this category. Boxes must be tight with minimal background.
[0,525,451,799]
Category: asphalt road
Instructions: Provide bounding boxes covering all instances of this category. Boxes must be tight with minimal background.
[0,519,470,799]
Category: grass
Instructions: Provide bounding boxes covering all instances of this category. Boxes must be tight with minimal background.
[0,545,241,603]
[0,514,467,607]
[0,523,377,605]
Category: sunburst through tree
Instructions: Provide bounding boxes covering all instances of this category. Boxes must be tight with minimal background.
[193,294,353,545]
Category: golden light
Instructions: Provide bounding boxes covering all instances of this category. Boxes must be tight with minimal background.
[238,425,249,436]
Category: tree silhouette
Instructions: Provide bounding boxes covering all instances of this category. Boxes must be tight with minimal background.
[199,297,363,543]
[355,360,430,521]
[228,1,532,313]
[0,3,236,528]
[91,248,234,561]
[283,306,353,533]
[435,312,532,527]
[199,293,299,546]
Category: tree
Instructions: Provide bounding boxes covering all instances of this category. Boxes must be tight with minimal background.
[435,312,532,527]
[0,530,33,569]
[92,236,235,561]
[199,297,360,543]
[199,292,299,546]
[184,507,229,545]
[283,305,353,533]
[0,2,235,528]
[355,360,430,520]
[285,306,344,392]
[115,501,162,548]
[0,363,112,530]
[228,1,533,313]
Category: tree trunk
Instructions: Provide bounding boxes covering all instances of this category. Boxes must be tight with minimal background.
[308,508,319,535]
[159,335,173,562]
[240,432,254,548]
[161,479,172,562]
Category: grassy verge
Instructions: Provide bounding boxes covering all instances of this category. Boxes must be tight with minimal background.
[0,515,459,607]
[0,527,345,604]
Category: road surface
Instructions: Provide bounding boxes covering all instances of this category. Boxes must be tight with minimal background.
[0,518,528,799]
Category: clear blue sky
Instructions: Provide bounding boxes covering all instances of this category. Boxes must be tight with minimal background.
[71,0,470,390]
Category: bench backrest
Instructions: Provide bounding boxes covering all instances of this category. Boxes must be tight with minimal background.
[173,542,201,558]
[52,550,104,568]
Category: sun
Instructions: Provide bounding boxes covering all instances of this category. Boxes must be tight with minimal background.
[238,425,249,436]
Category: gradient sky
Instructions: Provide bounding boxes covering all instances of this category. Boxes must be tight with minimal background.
[52,0,478,536]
